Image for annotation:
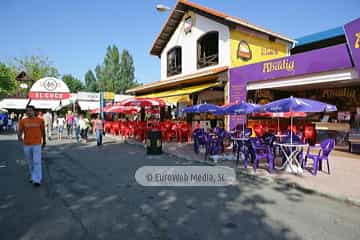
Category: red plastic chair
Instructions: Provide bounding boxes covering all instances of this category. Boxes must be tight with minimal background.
[111,121,120,135]
[304,124,316,145]
[105,121,112,134]
[254,124,265,137]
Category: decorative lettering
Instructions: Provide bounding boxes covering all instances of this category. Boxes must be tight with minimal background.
[261,47,278,56]
[262,59,295,73]
[322,88,357,98]
[355,32,360,49]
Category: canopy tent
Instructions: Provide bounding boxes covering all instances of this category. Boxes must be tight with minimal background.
[29,99,61,110]
[78,101,100,111]
[0,98,30,110]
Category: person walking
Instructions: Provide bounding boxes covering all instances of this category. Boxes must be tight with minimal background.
[94,114,104,146]
[66,111,74,139]
[57,115,66,140]
[43,111,52,140]
[73,113,80,143]
[79,114,90,143]
[17,105,46,187]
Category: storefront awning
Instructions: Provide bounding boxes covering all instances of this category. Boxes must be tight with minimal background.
[0,98,30,110]
[247,68,358,90]
[29,100,61,110]
[138,82,220,104]
[127,66,227,94]
[78,101,100,110]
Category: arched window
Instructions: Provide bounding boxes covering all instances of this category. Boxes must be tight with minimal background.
[197,31,219,69]
[167,46,182,77]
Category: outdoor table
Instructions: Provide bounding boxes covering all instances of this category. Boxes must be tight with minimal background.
[274,142,308,174]
[231,136,249,166]
[274,134,288,156]
[275,134,288,142]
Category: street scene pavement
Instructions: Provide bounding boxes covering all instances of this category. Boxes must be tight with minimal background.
[1,133,360,240]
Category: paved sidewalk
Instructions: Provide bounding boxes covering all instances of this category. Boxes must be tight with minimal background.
[162,141,360,205]
[113,135,360,205]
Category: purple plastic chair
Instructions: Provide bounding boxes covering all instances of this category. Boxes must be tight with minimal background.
[249,137,275,173]
[193,128,205,154]
[303,138,335,175]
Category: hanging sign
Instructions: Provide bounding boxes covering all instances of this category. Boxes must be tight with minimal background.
[28,77,70,100]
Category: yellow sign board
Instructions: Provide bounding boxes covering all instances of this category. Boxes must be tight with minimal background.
[103,92,115,100]
[230,30,288,67]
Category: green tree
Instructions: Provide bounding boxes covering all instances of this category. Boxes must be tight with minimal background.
[93,45,139,93]
[118,49,139,93]
[0,63,16,97]
[95,45,120,92]
[14,55,59,81]
[62,74,84,92]
[84,70,98,92]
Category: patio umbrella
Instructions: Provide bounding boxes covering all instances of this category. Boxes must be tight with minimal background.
[118,97,166,107]
[222,101,260,135]
[106,105,140,114]
[252,112,307,134]
[90,105,113,114]
[182,103,224,114]
[258,96,337,144]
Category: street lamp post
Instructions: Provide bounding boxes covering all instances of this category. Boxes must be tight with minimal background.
[156,4,185,13]
[156,4,171,12]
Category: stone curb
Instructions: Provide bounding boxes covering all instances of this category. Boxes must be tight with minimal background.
[108,136,360,208]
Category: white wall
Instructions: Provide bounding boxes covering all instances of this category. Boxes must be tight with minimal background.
[160,12,230,80]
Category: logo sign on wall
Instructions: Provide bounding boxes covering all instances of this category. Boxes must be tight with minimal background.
[237,40,252,61]
[183,12,195,34]
[29,77,70,100]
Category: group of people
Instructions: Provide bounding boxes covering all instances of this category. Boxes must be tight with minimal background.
[39,110,104,145]
[16,105,105,188]
[0,112,23,132]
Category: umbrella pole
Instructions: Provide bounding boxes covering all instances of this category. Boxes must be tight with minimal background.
[277,117,280,134]
[242,116,245,137]
[290,114,293,145]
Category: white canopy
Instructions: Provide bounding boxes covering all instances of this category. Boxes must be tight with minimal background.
[114,94,133,102]
[0,98,29,109]
[29,100,60,110]
[78,101,99,110]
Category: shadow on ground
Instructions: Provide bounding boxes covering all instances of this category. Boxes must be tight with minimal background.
[0,135,316,240]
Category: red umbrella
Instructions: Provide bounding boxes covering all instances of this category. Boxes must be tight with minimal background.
[90,105,113,114]
[118,97,166,107]
[106,105,140,114]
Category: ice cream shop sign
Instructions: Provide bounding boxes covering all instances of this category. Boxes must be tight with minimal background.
[28,77,70,100]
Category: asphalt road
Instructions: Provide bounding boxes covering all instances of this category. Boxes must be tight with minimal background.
[1,133,360,240]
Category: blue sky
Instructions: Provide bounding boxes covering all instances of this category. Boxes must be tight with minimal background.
[1,0,359,85]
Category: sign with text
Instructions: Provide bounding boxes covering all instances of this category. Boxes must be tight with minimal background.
[77,92,100,101]
[29,77,70,100]
[29,92,70,100]
[344,17,360,75]
[103,92,115,100]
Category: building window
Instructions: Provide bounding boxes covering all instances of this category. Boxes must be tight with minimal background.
[167,46,182,77]
[197,31,219,69]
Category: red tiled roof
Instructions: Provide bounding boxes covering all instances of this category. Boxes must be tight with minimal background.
[150,0,294,56]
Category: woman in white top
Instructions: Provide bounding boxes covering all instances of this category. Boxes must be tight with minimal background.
[57,116,66,140]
